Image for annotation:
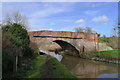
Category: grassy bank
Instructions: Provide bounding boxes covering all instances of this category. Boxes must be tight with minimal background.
[90,49,120,59]
[81,49,120,64]
[16,55,76,78]
[25,55,46,78]
[41,55,76,78]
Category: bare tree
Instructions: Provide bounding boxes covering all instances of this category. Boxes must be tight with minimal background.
[4,11,29,30]
[84,27,93,39]
[74,27,93,33]
[84,27,93,34]
[74,27,94,39]
[74,27,84,33]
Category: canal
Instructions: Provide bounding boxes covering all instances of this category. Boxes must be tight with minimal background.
[40,50,119,78]
[61,55,119,78]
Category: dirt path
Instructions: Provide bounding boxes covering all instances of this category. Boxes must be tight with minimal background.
[40,55,56,78]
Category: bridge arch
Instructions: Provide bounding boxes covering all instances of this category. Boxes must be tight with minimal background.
[28,30,98,56]
[53,40,80,56]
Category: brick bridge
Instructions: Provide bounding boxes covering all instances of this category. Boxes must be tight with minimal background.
[28,30,98,56]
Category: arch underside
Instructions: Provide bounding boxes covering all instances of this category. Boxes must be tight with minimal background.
[53,40,80,56]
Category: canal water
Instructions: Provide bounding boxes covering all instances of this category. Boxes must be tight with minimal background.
[61,55,119,78]
[40,50,119,78]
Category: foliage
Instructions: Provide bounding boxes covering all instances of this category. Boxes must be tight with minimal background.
[98,34,101,37]
[2,23,33,57]
[2,23,34,78]
[2,33,21,78]
[99,37,110,43]
[2,51,14,78]
[2,23,29,46]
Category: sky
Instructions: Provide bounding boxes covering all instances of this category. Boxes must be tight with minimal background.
[1,2,118,37]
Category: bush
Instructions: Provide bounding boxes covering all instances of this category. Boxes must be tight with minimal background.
[2,23,34,78]
[2,23,31,57]
[2,23,29,47]
[22,46,34,58]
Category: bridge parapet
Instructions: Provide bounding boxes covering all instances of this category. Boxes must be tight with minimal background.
[28,30,98,41]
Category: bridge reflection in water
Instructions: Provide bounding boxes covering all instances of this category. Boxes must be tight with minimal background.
[39,50,63,61]
[61,55,119,78]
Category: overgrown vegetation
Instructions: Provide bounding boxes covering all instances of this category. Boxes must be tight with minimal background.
[2,12,35,78]
[99,37,109,43]
[2,23,35,78]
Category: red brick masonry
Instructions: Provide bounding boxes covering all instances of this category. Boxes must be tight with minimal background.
[28,30,98,53]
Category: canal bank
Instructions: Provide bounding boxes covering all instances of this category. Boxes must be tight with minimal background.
[24,55,76,78]
[15,49,119,78]
[40,55,76,78]
[80,49,120,64]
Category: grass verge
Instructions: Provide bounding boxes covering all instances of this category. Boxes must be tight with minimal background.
[81,49,120,64]
[16,55,76,78]
[25,55,46,78]
[40,55,76,78]
[90,49,120,59]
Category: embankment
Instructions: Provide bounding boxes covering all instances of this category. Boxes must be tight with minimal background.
[41,55,76,78]
[80,49,120,64]
[23,55,76,78]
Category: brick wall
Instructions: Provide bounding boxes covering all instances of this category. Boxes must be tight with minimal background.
[28,30,98,53]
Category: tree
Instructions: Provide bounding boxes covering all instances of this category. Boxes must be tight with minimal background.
[103,35,106,38]
[2,11,34,78]
[74,27,84,33]
[74,27,95,40]
[74,27,94,34]
[98,34,101,37]
[4,11,29,30]
[84,27,93,39]
[2,33,22,77]
[2,23,33,78]
[84,27,93,34]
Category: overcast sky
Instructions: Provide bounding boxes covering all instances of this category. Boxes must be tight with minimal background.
[2,2,118,37]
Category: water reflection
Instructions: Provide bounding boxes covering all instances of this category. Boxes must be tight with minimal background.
[61,55,119,78]
[98,73,119,78]
[40,50,63,61]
